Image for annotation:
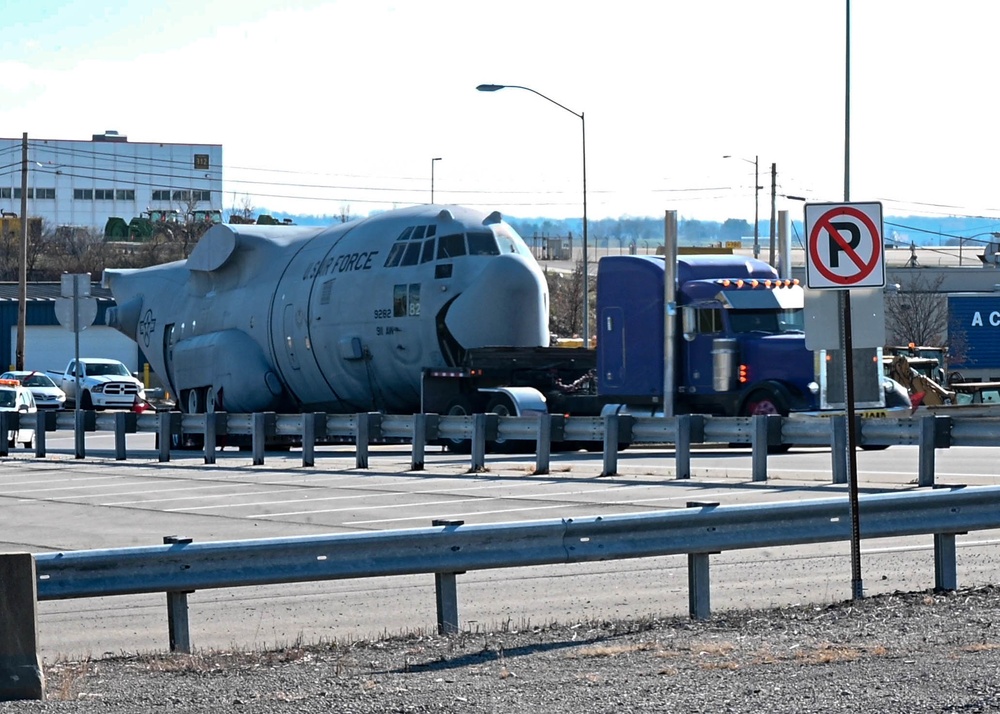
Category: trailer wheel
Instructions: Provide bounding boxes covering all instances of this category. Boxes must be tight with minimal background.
[444,397,474,453]
[485,394,517,452]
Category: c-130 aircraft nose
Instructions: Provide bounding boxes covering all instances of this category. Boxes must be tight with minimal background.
[443,253,550,348]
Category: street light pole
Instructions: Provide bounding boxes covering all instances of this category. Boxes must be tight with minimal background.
[476,83,589,346]
[723,154,761,260]
[431,157,442,204]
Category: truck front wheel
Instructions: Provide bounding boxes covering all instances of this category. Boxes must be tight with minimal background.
[742,390,787,417]
[80,390,94,411]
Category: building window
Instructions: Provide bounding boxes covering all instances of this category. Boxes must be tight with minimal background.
[13,188,34,199]
[94,188,115,200]
[0,188,9,199]
[151,190,171,201]
[73,189,94,200]
[116,189,135,200]
[194,154,209,170]
[192,190,210,201]
[172,190,191,202]
[35,188,55,200]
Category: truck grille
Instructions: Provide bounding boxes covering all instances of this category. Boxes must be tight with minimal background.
[104,382,141,396]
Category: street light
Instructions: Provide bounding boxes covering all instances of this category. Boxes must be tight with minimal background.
[477,83,590,346]
[431,157,442,204]
[723,154,760,260]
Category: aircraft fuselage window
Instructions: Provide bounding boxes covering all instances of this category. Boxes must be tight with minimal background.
[393,283,421,317]
[420,239,435,263]
[437,233,466,259]
[401,241,422,266]
[393,284,407,317]
[467,231,500,256]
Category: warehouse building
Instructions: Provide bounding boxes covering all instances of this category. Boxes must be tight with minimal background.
[0,131,222,230]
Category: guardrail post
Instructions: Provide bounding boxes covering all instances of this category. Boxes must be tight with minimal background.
[355,412,370,469]
[163,536,193,653]
[470,414,487,472]
[918,416,938,487]
[158,412,179,462]
[114,412,126,460]
[602,413,620,477]
[203,413,218,465]
[686,502,718,620]
[688,552,712,621]
[535,415,552,475]
[74,408,86,459]
[411,414,427,471]
[33,411,47,458]
[933,532,958,591]
[0,553,44,700]
[830,415,848,485]
[674,415,691,479]
[751,415,768,481]
[0,412,9,457]
[252,412,266,465]
[432,520,464,634]
[301,413,319,468]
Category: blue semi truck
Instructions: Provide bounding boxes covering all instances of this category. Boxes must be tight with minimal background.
[427,253,898,427]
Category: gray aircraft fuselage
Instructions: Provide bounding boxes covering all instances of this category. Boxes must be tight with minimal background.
[104,205,549,415]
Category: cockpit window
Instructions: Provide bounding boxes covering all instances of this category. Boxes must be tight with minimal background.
[396,226,414,242]
[426,225,437,238]
[420,239,435,263]
[496,234,521,254]
[383,242,406,268]
[467,231,500,256]
[400,241,422,266]
[437,233,466,259]
[411,225,426,241]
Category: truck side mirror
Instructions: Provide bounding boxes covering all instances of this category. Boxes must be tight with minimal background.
[681,307,696,342]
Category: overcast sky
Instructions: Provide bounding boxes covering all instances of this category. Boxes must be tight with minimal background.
[4,0,1000,228]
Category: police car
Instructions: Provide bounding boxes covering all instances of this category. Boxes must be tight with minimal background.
[0,378,37,448]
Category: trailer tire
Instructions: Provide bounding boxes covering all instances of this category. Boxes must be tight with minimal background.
[485,394,517,452]
[444,397,474,453]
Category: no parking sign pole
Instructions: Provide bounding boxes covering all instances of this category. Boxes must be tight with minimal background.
[805,202,884,601]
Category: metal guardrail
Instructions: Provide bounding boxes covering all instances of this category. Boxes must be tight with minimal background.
[3,409,994,488]
[9,484,996,656]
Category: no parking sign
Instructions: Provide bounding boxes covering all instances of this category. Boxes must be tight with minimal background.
[804,202,884,289]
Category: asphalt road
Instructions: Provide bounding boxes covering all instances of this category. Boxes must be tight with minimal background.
[2,431,999,659]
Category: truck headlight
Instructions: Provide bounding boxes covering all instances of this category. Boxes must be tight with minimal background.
[807,381,820,394]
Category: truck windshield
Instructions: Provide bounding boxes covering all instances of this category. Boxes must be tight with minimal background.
[86,363,131,377]
[728,308,804,335]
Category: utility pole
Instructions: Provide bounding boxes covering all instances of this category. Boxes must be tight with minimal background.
[768,162,777,266]
[17,132,27,371]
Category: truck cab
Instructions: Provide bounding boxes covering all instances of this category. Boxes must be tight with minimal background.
[597,255,819,416]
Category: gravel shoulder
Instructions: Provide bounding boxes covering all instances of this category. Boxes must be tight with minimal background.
[6,585,1000,713]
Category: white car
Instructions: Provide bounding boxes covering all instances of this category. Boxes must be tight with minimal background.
[0,378,37,448]
[1,371,67,410]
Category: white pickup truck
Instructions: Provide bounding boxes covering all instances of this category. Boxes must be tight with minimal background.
[49,358,146,410]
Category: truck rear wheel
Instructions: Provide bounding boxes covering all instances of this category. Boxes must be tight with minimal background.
[485,394,522,453]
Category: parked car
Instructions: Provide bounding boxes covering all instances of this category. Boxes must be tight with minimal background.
[1,370,67,410]
[0,378,36,448]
